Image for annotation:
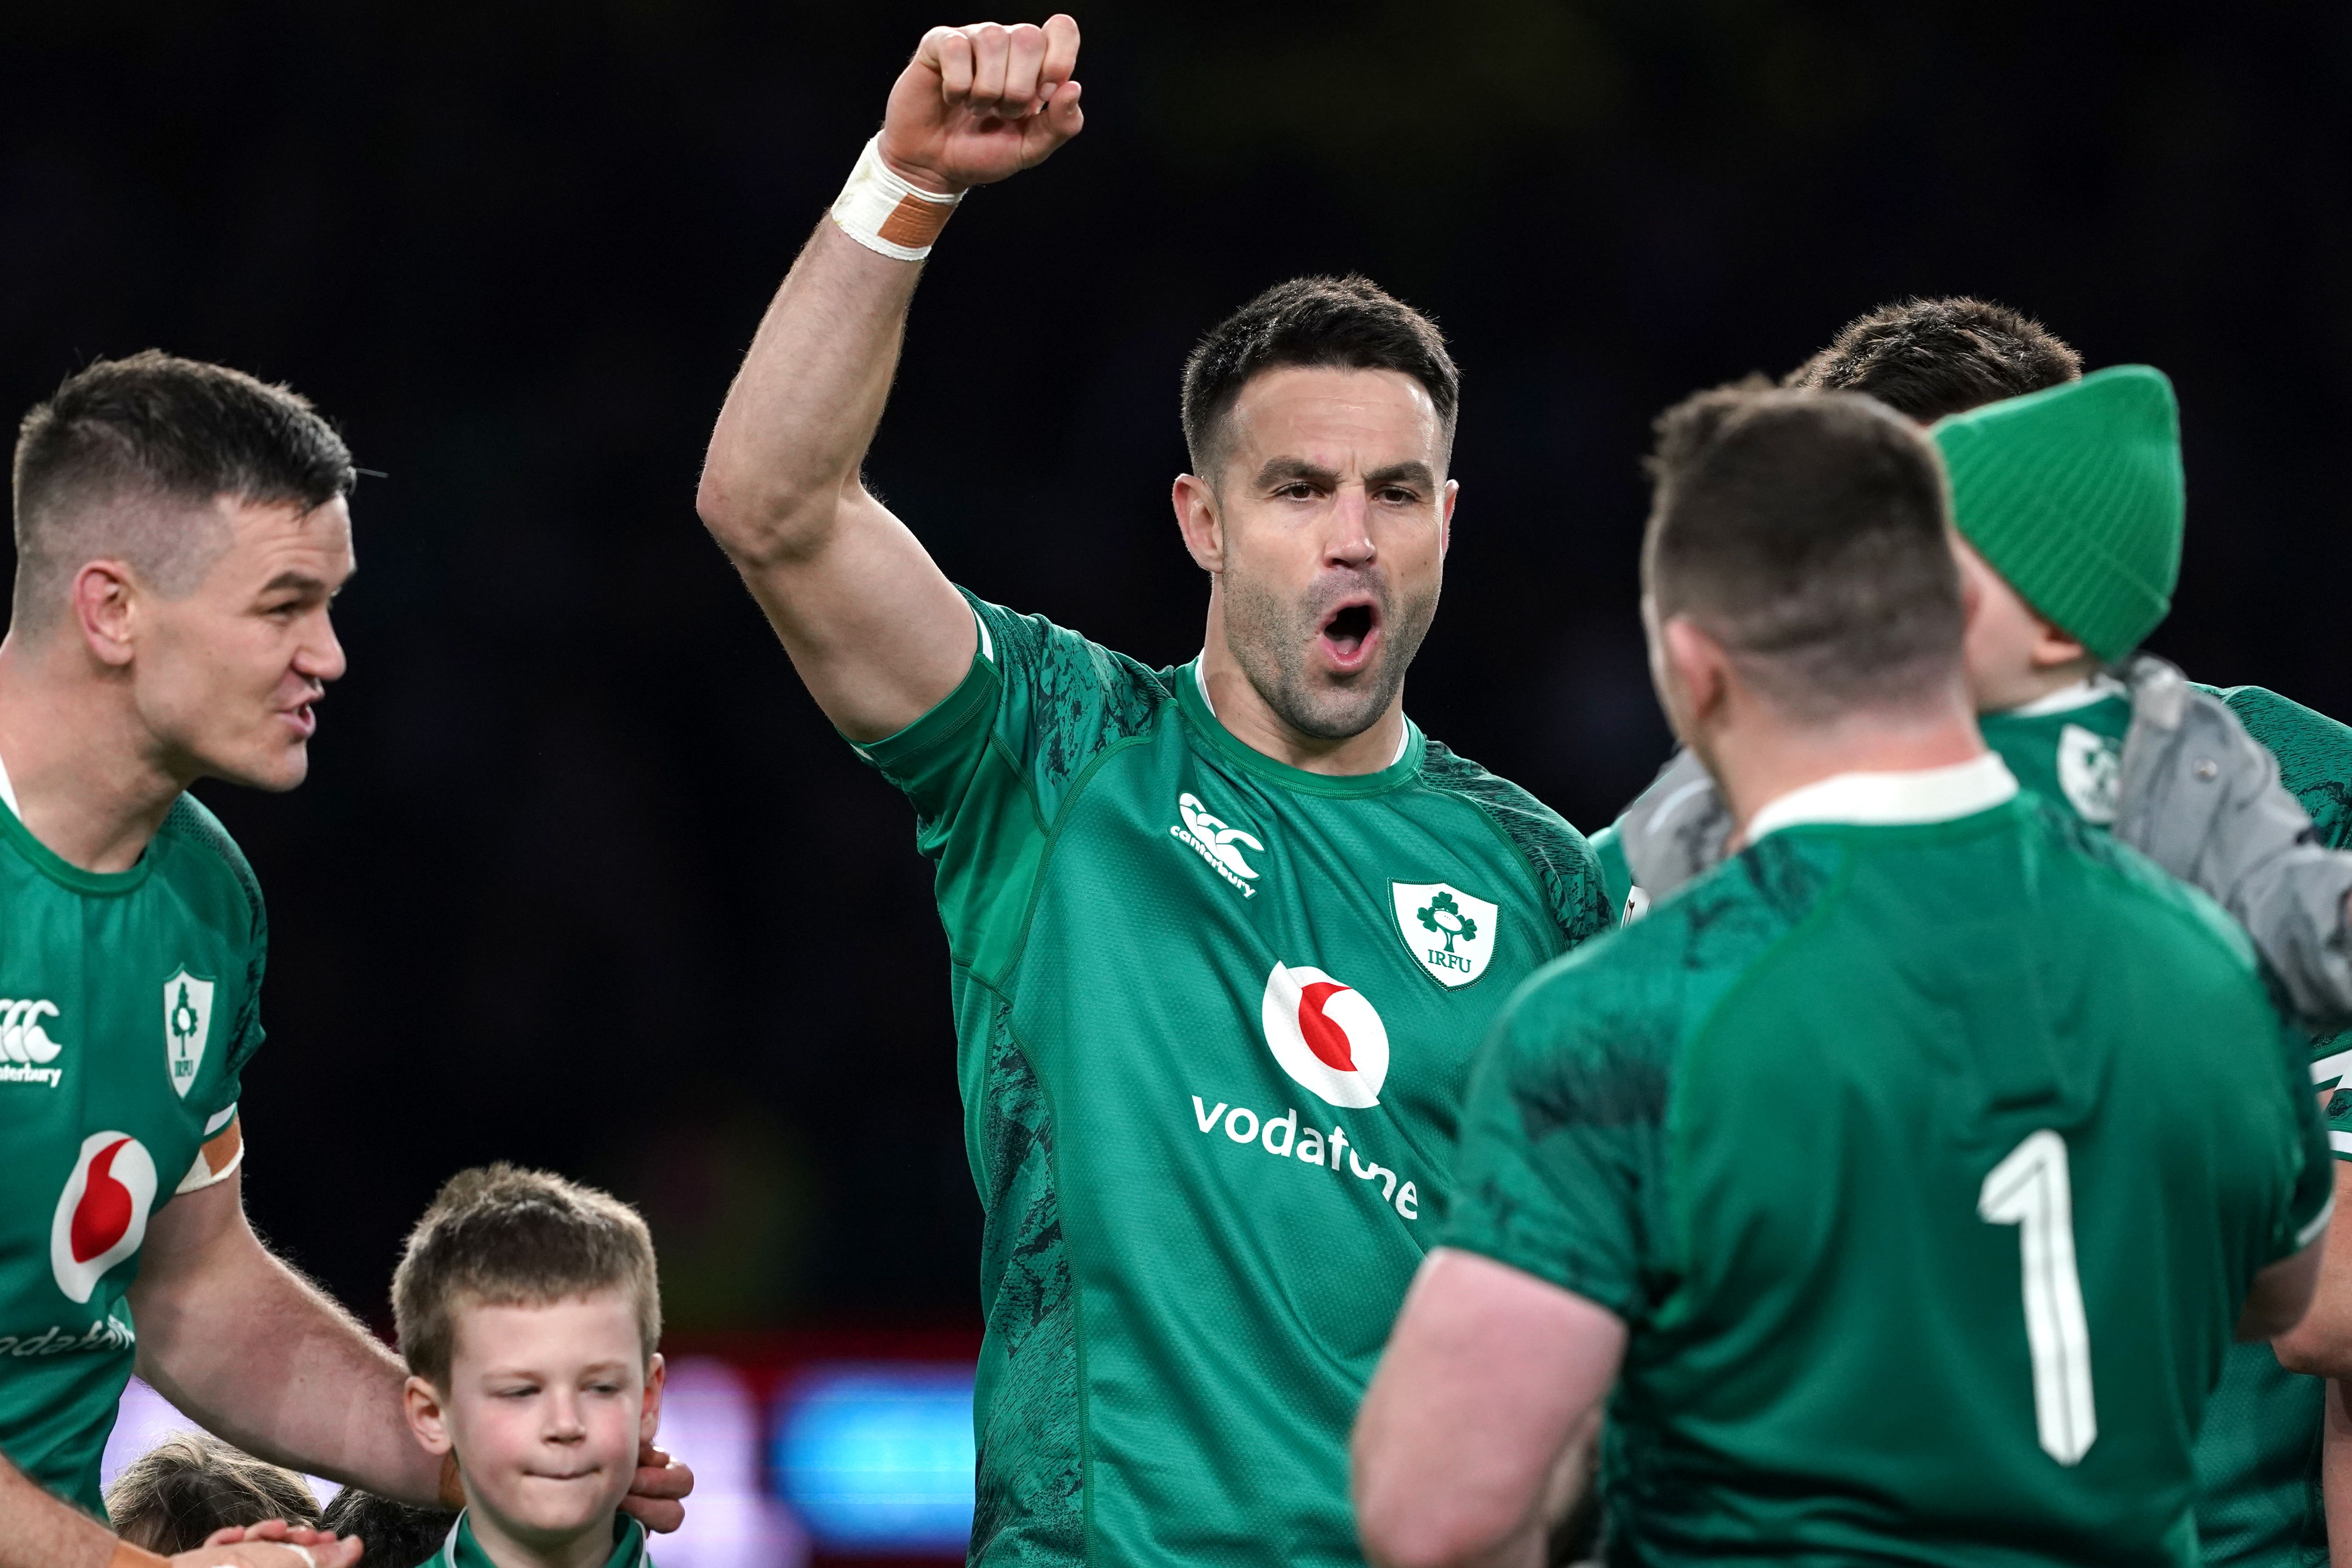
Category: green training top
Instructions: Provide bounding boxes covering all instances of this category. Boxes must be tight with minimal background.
[0,788,265,1518]
[1450,757,2332,1567]
[852,593,1609,1568]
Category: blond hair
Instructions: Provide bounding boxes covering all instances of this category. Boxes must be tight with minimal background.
[392,1164,660,1388]
[105,1432,318,1551]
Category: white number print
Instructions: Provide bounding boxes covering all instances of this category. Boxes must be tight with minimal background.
[1978,1129,2096,1465]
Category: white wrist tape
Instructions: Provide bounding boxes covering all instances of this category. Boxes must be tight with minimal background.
[830,136,963,262]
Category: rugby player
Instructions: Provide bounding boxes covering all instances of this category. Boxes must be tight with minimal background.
[694,17,1609,1565]
[0,355,689,1568]
[1599,300,2352,1566]
[1354,383,2332,1568]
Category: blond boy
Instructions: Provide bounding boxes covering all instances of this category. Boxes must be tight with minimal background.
[394,1168,665,1568]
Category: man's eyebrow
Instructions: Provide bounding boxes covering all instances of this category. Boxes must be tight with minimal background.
[1253,457,1341,490]
[1364,461,1437,489]
[258,571,333,596]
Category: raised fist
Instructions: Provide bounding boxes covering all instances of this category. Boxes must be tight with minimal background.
[878,15,1084,194]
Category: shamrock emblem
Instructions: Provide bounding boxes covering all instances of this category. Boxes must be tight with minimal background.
[1416,890,1479,954]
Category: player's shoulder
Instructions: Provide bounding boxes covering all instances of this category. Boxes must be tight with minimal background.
[962,589,1173,709]
[2203,683,2352,842]
[1415,739,1609,945]
[153,792,266,932]
[1497,833,1833,1070]
[2020,789,2261,974]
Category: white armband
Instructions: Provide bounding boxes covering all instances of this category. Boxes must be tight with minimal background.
[830,136,963,262]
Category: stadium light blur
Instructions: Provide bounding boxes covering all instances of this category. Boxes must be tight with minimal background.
[768,1363,977,1555]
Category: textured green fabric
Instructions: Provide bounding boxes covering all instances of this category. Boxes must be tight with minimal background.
[1932,365,2185,661]
[1588,822,1634,925]
[854,591,1608,1568]
[2191,684,2352,1568]
[0,793,267,1518]
[429,1510,651,1568]
[1449,795,2330,1567]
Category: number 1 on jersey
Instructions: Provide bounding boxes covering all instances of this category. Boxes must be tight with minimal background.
[1979,1129,2097,1465]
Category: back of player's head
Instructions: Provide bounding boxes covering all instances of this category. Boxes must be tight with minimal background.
[393,1163,661,1390]
[319,1487,460,1568]
[10,350,354,634]
[1784,297,2082,423]
[103,1431,319,1552]
[1642,382,1963,720]
[1181,275,1459,480]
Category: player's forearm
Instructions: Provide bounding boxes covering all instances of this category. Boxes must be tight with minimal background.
[697,217,921,567]
[130,1228,441,1505]
[0,1451,117,1568]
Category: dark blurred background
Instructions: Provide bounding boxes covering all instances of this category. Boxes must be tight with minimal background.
[3,0,2345,1334]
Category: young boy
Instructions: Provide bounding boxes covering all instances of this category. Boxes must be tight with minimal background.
[394,1166,666,1568]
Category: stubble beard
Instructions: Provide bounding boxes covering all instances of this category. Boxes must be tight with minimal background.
[1220,564,1439,744]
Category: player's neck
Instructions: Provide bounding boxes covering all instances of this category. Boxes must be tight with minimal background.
[0,633,185,873]
[1195,649,1407,777]
[1707,693,1987,843]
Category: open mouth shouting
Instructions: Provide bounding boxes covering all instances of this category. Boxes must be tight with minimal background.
[1318,598,1383,674]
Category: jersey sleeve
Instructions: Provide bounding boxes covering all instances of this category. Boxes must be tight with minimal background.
[851,592,1166,964]
[1588,821,1640,925]
[1442,965,1670,1318]
[2274,1015,2337,1255]
[160,793,269,1131]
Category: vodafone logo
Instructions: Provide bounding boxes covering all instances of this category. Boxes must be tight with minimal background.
[50,1132,158,1305]
[1261,963,1390,1109]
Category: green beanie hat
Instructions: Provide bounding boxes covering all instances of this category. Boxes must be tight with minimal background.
[1930,364,2185,663]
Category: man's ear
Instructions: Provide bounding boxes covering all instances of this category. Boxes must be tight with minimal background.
[639,1353,667,1445]
[1661,615,1734,732]
[405,1375,454,1456]
[1439,479,1458,560]
[1172,474,1224,574]
[70,562,139,669]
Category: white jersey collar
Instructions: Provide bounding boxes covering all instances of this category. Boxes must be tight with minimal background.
[1192,656,1409,768]
[0,751,17,818]
[1999,673,2126,719]
[1746,752,2019,844]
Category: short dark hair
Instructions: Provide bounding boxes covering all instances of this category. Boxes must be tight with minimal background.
[104,1432,319,1552]
[1643,382,1964,719]
[319,1488,460,1568]
[11,350,355,630]
[1180,275,1459,479]
[393,1164,661,1389]
[1783,297,2082,422]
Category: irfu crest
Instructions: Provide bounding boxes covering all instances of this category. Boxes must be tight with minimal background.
[1390,881,1501,990]
[162,967,216,1100]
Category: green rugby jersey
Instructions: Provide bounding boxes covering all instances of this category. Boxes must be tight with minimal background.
[1450,758,2332,1567]
[1596,681,2352,1564]
[852,593,1608,1568]
[2191,683,2352,1568]
[425,1510,652,1568]
[0,785,264,1517]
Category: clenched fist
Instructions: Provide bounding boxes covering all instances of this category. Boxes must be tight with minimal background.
[878,15,1084,194]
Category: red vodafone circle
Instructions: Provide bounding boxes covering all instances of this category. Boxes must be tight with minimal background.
[1260,963,1390,1109]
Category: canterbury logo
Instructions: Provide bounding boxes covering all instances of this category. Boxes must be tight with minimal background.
[0,999,63,1065]
[1172,792,1263,898]
[0,998,65,1088]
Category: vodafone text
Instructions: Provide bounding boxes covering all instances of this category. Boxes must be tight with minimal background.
[1191,1094,1420,1220]
[0,1315,135,1358]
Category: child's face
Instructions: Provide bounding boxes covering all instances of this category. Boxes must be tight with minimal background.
[404,1289,663,1553]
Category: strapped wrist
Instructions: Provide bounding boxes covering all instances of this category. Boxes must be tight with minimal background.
[830,136,963,261]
